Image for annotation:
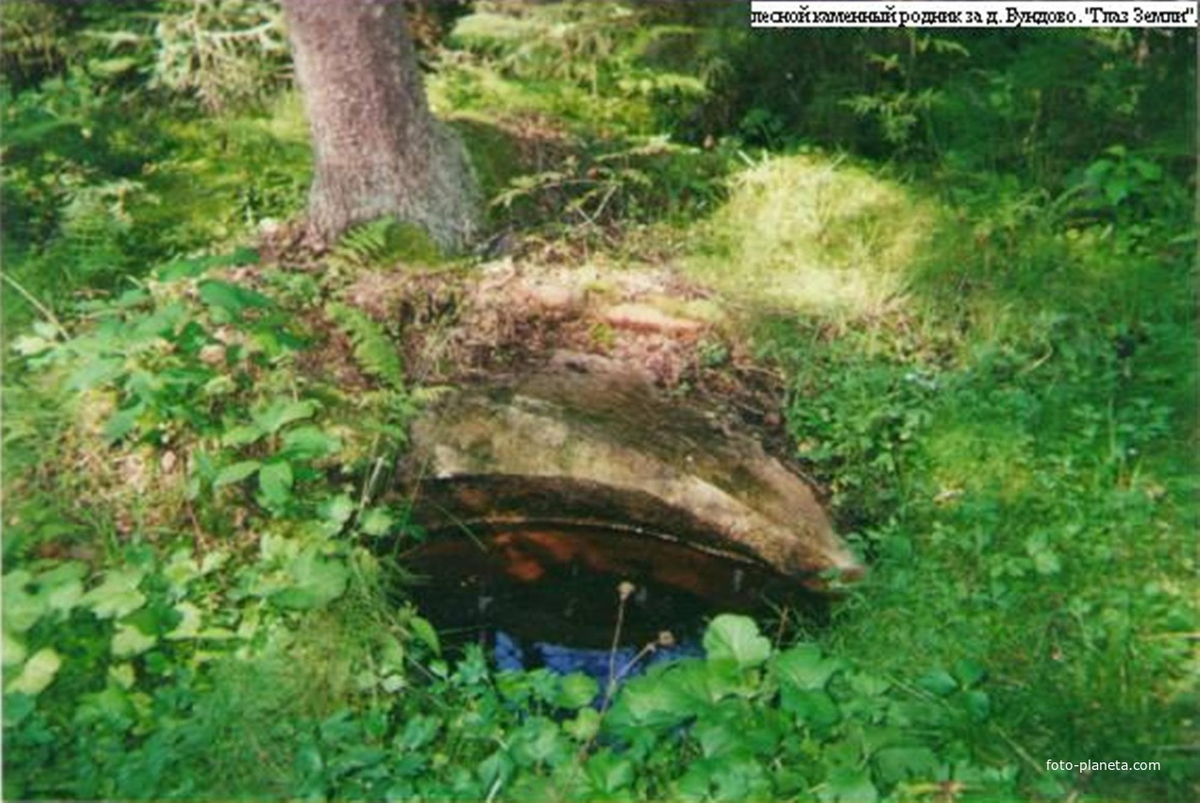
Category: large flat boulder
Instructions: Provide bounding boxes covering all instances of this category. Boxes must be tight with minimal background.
[394,369,862,592]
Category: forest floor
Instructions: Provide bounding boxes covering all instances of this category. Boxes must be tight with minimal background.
[2,5,1196,801]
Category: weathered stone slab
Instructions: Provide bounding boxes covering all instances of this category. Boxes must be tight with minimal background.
[394,370,862,591]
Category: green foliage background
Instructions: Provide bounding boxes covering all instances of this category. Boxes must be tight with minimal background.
[2,2,1195,801]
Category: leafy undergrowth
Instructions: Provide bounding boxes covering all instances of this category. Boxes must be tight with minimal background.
[4,244,1020,802]
[8,557,1016,801]
[1,71,311,334]
[2,247,432,798]
[3,3,1196,802]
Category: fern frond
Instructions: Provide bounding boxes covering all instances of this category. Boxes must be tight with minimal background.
[328,217,442,273]
[326,302,405,391]
[329,219,393,271]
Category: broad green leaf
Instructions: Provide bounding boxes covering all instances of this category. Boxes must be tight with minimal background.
[606,671,693,730]
[1025,534,1061,576]
[780,688,841,730]
[37,561,88,586]
[281,426,341,459]
[585,750,633,792]
[112,622,157,658]
[258,460,294,505]
[709,755,772,800]
[75,684,135,726]
[965,689,991,721]
[104,405,142,443]
[509,776,556,802]
[510,717,567,767]
[408,615,441,655]
[251,398,317,435]
[221,424,265,448]
[359,507,394,537]
[1103,180,1130,206]
[694,718,742,758]
[213,460,261,488]
[1032,548,1062,575]
[556,672,599,710]
[199,549,230,575]
[2,574,46,634]
[6,648,61,696]
[82,568,147,619]
[203,375,237,397]
[566,707,601,742]
[3,692,36,727]
[874,746,939,787]
[824,766,878,803]
[771,643,842,691]
[476,749,511,790]
[43,581,84,615]
[1132,158,1163,181]
[860,724,910,754]
[39,561,88,614]
[953,658,987,689]
[529,668,561,706]
[125,368,164,400]
[3,630,27,667]
[271,550,349,610]
[624,659,746,731]
[396,715,440,750]
[916,668,958,697]
[703,613,771,669]
[676,761,715,800]
[378,634,405,673]
[695,657,755,700]
[32,320,61,339]
[129,302,186,340]
[887,698,950,729]
[2,569,31,587]
[108,663,136,690]
[848,671,891,698]
[66,357,124,391]
[258,531,294,562]
[323,494,356,521]
[198,280,272,318]
[320,494,357,535]
[11,334,54,356]
[166,602,203,640]
[162,550,200,595]
[158,248,260,281]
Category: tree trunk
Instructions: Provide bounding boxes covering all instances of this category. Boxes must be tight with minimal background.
[281,0,480,252]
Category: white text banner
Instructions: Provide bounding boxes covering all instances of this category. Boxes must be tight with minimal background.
[749,2,1199,28]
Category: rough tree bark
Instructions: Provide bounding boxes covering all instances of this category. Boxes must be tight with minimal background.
[280,0,480,252]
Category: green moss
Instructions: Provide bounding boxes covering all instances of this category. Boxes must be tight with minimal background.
[134,91,313,251]
[445,114,527,206]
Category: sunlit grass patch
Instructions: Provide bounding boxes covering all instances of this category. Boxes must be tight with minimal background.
[924,421,1034,502]
[686,153,937,320]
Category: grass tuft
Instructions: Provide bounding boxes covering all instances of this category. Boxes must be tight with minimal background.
[687,152,935,320]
